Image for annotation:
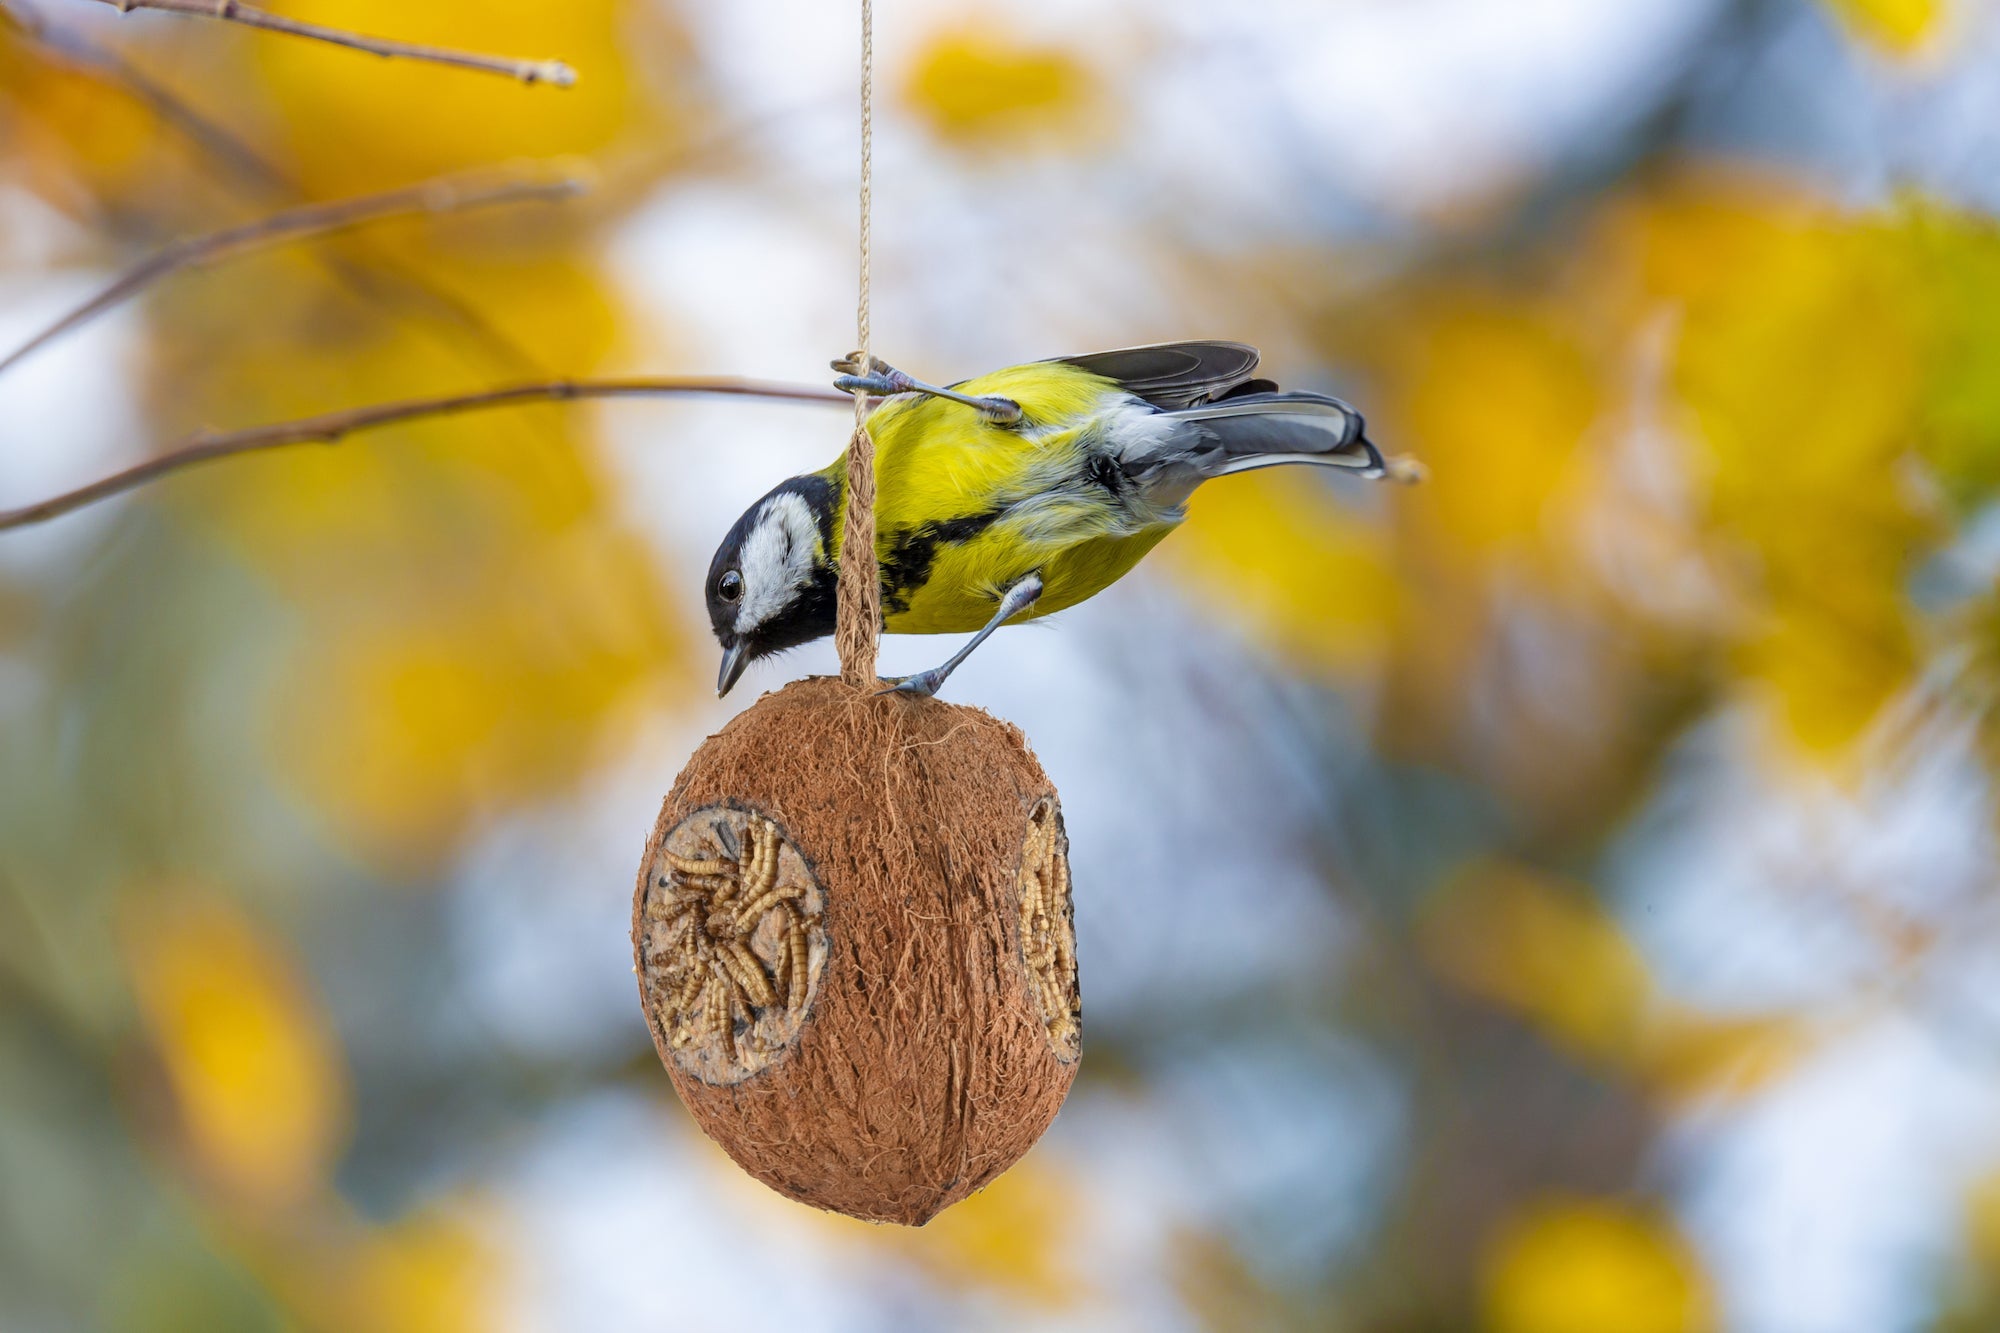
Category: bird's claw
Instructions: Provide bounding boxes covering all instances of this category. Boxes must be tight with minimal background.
[834,372,901,396]
[878,670,946,699]
[830,354,1022,424]
[831,352,911,399]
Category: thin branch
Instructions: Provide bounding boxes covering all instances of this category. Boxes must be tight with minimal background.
[8,0,282,185]
[7,2,557,377]
[0,170,587,379]
[80,0,576,87]
[0,378,852,531]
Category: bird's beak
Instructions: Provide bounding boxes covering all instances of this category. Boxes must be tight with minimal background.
[717,641,749,697]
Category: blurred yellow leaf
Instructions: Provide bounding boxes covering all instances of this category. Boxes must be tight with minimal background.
[1737,599,1914,757]
[253,0,688,195]
[270,1204,497,1333]
[275,520,675,875]
[1904,205,2000,506]
[1421,862,1815,1098]
[1171,469,1400,676]
[1823,0,1944,52]
[1389,299,1602,559]
[904,24,1099,147]
[1967,1172,2000,1268]
[1483,1198,1716,1333]
[1610,178,1932,754]
[1168,1226,1287,1331]
[0,38,163,207]
[333,1209,495,1333]
[1637,1007,1807,1104]
[826,1161,1089,1309]
[152,247,624,557]
[139,255,680,877]
[124,895,349,1207]
[1420,863,1652,1064]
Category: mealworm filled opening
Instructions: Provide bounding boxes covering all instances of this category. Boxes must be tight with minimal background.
[638,805,828,1085]
[1016,796,1080,1062]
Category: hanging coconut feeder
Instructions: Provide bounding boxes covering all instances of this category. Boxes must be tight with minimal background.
[630,0,1079,1225]
[631,677,1079,1224]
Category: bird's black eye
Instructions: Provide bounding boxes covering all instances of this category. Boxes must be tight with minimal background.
[717,569,744,602]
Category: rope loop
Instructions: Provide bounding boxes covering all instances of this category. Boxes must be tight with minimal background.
[835,0,879,688]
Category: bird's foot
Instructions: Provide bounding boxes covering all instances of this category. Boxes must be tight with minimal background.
[833,371,901,396]
[831,352,909,399]
[830,353,1022,424]
[878,668,948,699]
[875,572,1043,701]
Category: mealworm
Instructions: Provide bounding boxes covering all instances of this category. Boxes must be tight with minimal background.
[733,881,802,933]
[664,852,731,877]
[722,940,776,1008]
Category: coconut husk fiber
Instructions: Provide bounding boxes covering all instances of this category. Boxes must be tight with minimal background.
[631,675,1081,1226]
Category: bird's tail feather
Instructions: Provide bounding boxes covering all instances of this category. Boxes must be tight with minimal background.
[1171,391,1385,479]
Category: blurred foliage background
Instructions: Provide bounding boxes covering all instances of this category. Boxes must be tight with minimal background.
[3,0,2000,1329]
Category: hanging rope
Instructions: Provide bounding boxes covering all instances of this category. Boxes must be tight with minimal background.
[834,0,881,688]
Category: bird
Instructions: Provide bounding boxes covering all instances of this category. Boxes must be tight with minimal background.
[707,340,1409,698]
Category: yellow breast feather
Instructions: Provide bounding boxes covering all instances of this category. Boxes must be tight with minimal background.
[823,362,1181,635]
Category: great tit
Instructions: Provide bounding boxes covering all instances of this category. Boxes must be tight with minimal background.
[708,340,1394,698]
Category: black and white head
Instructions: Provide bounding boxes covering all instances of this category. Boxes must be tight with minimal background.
[708,473,840,696]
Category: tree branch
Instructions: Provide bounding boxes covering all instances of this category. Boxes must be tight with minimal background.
[8,0,283,185]
[7,2,560,377]
[0,169,587,380]
[0,378,852,531]
[80,0,576,86]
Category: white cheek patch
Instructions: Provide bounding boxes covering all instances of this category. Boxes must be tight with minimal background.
[734,491,820,635]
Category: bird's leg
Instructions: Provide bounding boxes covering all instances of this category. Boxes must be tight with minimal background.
[881,572,1044,699]
[831,352,1022,425]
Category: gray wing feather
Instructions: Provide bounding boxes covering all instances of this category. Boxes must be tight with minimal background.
[1116,388,1384,512]
[1176,390,1382,479]
[1052,340,1263,410]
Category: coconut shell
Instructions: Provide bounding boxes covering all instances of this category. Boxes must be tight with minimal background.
[631,676,1081,1225]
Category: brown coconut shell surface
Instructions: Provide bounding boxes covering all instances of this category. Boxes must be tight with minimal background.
[632,675,1081,1226]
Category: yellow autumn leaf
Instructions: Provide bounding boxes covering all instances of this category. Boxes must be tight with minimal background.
[1170,469,1400,677]
[252,0,688,195]
[1419,862,1651,1065]
[1420,861,1810,1097]
[1483,1197,1717,1333]
[274,521,676,875]
[274,1204,497,1333]
[0,39,163,205]
[1823,0,1944,52]
[1636,1006,1807,1105]
[1966,1172,2000,1269]
[334,1210,495,1333]
[1902,204,2000,506]
[1386,299,1602,560]
[138,255,680,876]
[1615,179,1932,754]
[123,894,349,1207]
[904,24,1099,147]
[1735,598,1915,757]
[821,1160,1088,1309]
[150,249,625,564]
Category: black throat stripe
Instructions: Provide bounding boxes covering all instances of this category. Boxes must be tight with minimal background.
[878,506,1008,615]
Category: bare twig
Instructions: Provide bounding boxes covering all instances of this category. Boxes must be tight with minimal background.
[79,0,576,87]
[6,3,555,376]
[0,378,852,531]
[7,0,281,184]
[0,170,587,379]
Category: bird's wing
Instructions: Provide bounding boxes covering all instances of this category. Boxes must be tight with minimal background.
[1175,391,1382,475]
[1049,341,1266,410]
